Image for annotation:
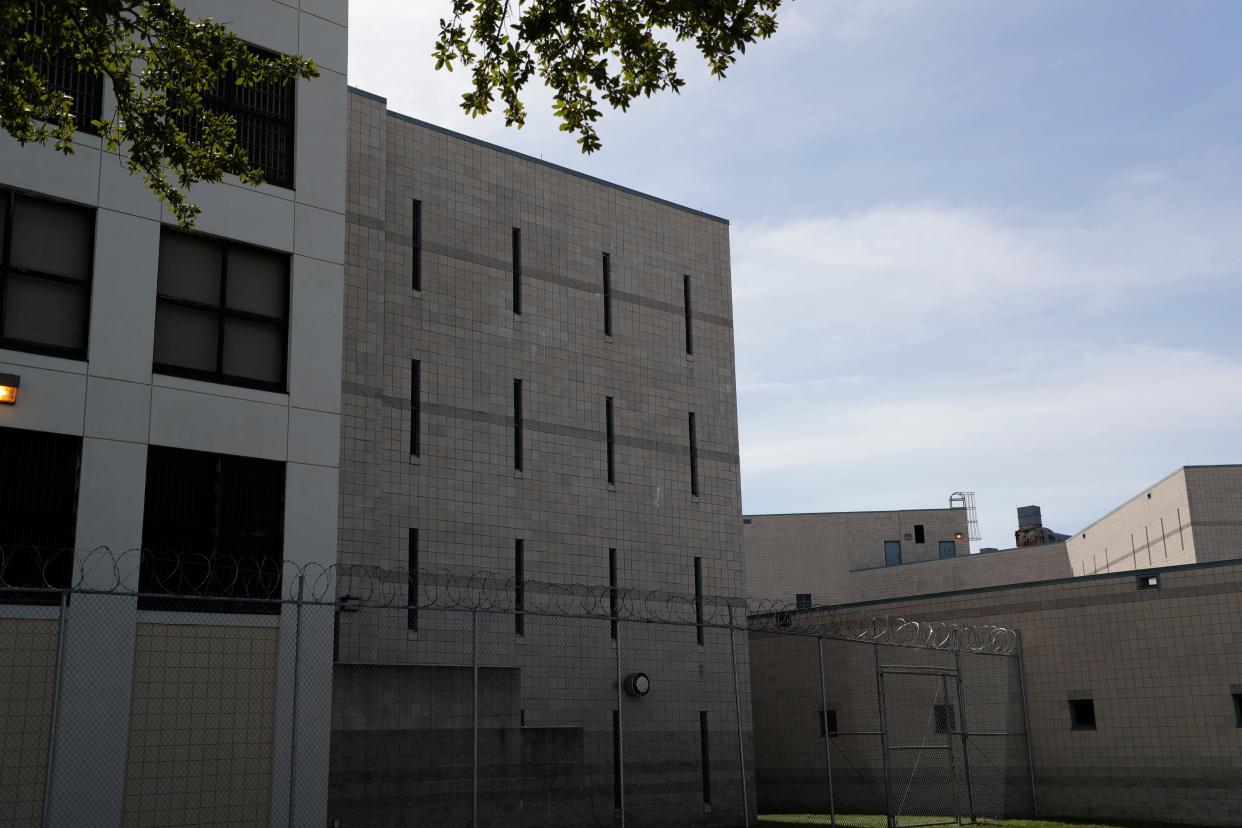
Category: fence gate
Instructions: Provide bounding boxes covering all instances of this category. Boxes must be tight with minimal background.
[877,663,970,828]
[749,616,1036,827]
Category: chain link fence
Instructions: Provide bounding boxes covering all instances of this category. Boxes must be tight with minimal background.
[0,547,1032,827]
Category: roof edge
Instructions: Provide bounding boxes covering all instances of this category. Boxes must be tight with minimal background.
[347,86,729,226]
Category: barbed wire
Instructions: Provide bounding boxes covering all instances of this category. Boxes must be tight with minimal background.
[0,545,1019,653]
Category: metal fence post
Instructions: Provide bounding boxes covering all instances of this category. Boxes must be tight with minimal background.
[873,642,895,828]
[287,574,305,828]
[40,589,70,828]
[472,607,480,828]
[815,636,837,828]
[728,604,750,827]
[1014,631,1039,817]
[952,648,977,825]
[614,615,626,828]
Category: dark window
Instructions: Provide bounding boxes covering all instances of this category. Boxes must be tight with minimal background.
[1069,699,1096,731]
[934,703,956,734]
[0,188,94,359]
[796,593,812,610]
[694,556,704,646]
[602,252,612,336]
[939,540,956,560]
[1137,572,1160,590]
[407,528,418,631]
[0,426,80,595]
[699,711,712,804]
[23,2,104,135]
[884,540,902,567]
[683,274,694,355]
[513,379,523,471]
[512,227,521,314]
[514,538,525,636]
[818,709,838,737]
[411,200,422,291]
[410,360,421,456]
[688,412,699,497]
[609,547,619,640]
[139,446,285,613]
[153,229,289,391]
[1234,693,1242,728]
[914,524,926,544]
[178,45,295,188]
[606,396,616,484]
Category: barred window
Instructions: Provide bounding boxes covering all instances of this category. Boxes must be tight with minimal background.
[0,188,95,358]
[154,228,289,391]
[23,1,104,134]
[139,446,285,613]
[0,426,80,596]
[180,45,295,188]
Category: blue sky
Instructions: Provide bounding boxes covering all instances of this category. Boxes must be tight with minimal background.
[350,1,1242,550]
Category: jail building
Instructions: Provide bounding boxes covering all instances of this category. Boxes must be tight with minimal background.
[330,87,747,826]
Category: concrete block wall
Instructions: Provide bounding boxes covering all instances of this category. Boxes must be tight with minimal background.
[744,508,970,605]
[334,87,749,826]
[1184,466,1242,562]
[780,560,1242,826]
[1065,468,1195,575]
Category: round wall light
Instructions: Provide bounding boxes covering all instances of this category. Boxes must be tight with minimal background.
[623,672,650,698]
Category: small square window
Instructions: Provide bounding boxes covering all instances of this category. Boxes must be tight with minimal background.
[1069,699,1096,731]
[1233,693,1242,728]
[934,703,956,734]
[795,593,812,610]
[818,709,838,737]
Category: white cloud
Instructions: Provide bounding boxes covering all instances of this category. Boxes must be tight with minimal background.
[734,170,1242,548]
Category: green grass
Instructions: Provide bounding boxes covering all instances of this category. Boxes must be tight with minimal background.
[758,817,1198,828]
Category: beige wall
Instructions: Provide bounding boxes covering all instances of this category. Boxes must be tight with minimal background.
[0,617,57,828]
[122,622,280,828]
[1065,468,1195,575]
[845,542,1071,603]
[1185,466,1242,562]
[792,560,1242,826]
[744,508,969,605]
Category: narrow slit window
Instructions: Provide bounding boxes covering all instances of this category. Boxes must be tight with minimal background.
[412,200,422,291]
[606,396,616,484]
[1233,693,1242,728]
[410,360,421,456]
[694,556,704,646]
[683,274,694,355]
[612,709,622,808]
[602,252,612,336]
[818,709,838,737]
[514,538,524,636]
[688,412,699,497]
[512,227,521,314]
[513,379,523,471]
[407,528,419,631]
[609,548,619,640]
[699,711,712,805]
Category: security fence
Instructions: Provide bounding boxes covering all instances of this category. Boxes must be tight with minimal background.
[749,615,1037,827]
[0,547,1033,827]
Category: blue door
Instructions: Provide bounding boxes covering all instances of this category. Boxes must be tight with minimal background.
[884,540,902,566]
[939,540,957,559]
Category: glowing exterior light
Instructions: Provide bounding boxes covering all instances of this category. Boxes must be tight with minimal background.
[0,373,18,405]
